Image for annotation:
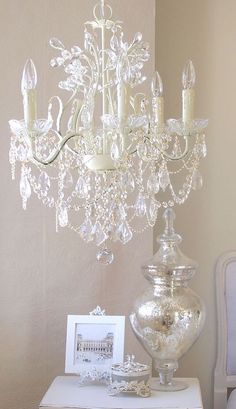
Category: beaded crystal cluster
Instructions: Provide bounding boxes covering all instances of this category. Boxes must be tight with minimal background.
[9,0,208,264]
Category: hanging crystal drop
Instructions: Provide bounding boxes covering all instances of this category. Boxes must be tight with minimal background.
[191,169,203,190]
[137,142,147,159]
[195,142,207,159]
[147,174,160,194]
[135,194,147,217]
[75,176,88,198]
[93,221,107,246]
[201,142,207,158]
[120,171,135,192]
[79,219,93,242]
[38,171,50,196]
[97,248,114,265]
[9,139,16,180]
[58,204,68,227]
[17,144,28,161]
[149,199,158,222]
[110,142,120,160]
[159,167,170,191]
[62,169,73,188]
[20,172,31,210]
[110,34,120,51]
[118,204,126,220]
[117,220,133,244]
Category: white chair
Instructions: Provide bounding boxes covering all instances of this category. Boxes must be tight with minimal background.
[214,251,236,409]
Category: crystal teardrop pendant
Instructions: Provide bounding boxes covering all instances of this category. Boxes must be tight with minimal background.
[20,174,31,201]
[149,199,158,222]
[191,169,203,190]
[120,171,135,192]
[110,142,120,160]
[94,221,107,246]
[137,142,147,159]
[38,171,50,196]
[58,205,68,227]
[135,194,147,217]
[159,167,170,191]
[147,174,160,194]
[79,219,93,242]
[62,170,73,188]
[97,248,114,265]
[116,220,133,244]
[75,176,88,198]
[17,144,28,161]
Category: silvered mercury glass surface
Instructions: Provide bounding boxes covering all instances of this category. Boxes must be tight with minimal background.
[130,208,205,391]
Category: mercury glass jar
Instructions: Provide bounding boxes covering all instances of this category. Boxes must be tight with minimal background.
[129,208,205,391]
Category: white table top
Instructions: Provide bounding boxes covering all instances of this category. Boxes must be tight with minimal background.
[39,376,203,409]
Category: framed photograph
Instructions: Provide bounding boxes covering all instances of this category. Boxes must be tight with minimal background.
[65,314,125,375]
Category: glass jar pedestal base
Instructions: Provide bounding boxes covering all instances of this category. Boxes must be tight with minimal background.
[150,360,188,392]
[150,360,187,392]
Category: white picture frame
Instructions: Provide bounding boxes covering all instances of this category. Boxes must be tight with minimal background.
[65,314,125,375]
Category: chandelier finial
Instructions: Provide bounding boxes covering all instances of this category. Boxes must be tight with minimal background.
[93,0,112,21]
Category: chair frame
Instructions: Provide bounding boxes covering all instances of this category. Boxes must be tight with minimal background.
[214,251,236,409]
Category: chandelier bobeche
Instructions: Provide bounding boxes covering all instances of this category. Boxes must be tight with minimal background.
[9,0,208,264]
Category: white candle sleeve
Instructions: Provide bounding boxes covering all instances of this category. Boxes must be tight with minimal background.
[23,89,37,128]
[182,88,195,124]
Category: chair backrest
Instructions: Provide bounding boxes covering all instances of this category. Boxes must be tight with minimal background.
[214,251,236,409]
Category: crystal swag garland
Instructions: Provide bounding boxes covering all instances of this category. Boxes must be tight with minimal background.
[9,0,208,264]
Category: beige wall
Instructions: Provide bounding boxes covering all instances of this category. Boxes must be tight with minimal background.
[2,1,234,409]
[0,1,154,408]
[156,1,236,409]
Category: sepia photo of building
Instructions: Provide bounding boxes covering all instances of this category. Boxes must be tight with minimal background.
[77,332,113,355]
[75,331,114,365]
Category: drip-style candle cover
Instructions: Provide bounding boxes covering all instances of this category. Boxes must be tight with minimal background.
[151,71,164,125]
[182,60,195,123]
[21,59,37,93]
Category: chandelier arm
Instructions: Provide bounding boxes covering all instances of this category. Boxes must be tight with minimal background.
[31,132,82,166]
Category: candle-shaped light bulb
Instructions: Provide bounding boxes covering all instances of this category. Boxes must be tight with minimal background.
[151,71,163,97]
[182,60,196,90]
[21,59,37,93]
[182,60,195,124]
[151,71,164,126]
[21,59,37,128]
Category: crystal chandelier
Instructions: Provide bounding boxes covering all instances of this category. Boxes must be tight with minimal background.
[9,0,208,264]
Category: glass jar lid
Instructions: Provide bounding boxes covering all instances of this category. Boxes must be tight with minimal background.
[142,208,198,283]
